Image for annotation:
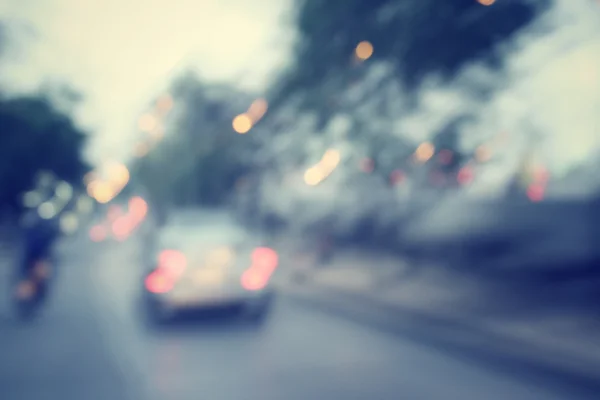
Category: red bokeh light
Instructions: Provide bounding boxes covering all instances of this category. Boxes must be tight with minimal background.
[242,247,278,290]
[241,269,268,291]
[112,216,132,241]
[457,166,474,185]
[527,183,545,202]
[129,196,148,221]
[251,247,278,272]
[145,270,174,294]
[158,250,187,277]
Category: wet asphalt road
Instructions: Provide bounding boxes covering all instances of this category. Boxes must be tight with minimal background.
[0,233,595,400]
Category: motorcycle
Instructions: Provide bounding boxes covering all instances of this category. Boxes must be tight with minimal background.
[12,260,52,320]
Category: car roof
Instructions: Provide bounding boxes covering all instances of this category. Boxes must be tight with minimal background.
[158,210,250,249]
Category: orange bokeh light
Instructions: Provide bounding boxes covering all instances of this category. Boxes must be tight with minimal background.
[232,114,253,134]
[247,98,268,122]
[415,142,435,163]
[355,41,374,60]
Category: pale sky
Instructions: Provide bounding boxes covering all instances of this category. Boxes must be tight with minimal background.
[1,0,599,188]
[0,0,295,164]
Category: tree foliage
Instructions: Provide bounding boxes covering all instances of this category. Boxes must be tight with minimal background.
[277,0,549,102]
[0,94,89,211]
[132,73,258,208]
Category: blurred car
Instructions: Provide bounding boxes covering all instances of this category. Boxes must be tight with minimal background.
[140,210,278,324]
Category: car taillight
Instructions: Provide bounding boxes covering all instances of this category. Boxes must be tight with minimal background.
[251,247,278,272]
[157,249,187,278]
[241,269,267,291]
[145,270,174,294]
[241,247,278,291]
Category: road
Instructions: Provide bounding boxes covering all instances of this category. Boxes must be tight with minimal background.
[0,232,595,400]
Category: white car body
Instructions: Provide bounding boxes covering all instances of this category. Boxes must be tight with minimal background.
[141,210,277,323]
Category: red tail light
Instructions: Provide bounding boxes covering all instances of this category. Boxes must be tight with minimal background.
[241,247,278,291]
[145,270,174,294]
[251,247,278,272]
[158,250,187,278]
[241,269,268,291]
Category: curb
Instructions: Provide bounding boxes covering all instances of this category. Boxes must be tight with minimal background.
[280,279,600,398]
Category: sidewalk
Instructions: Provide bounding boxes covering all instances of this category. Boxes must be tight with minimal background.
[274,241,600,392]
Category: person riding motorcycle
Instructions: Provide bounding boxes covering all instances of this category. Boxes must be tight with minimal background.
[14,203,62,301]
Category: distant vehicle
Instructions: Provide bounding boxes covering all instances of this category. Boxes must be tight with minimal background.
[140,210,277,324]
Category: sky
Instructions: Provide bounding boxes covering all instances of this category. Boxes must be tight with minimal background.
[0,0,295,165]
[1,0,599,196]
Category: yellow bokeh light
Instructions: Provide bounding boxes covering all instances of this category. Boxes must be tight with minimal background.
[232,114,253,134]
[304,167,324,186]
[94,185,115,204]
[355,41,374,61]
[247,98,268,122]
[477,0,495,5]
[107,162,130,187]
[415,142,435,163]
[138,113,157,132]
[322,149,341,169]
[87,180,115,204]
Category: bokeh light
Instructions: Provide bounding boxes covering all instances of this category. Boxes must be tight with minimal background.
[38,201,57,220]
[232,114,253,134]
[527,182,545,202]
[322,149,341,169]
[247,98,268,122]
[355,41,374,60]
[107,162,130,188]
[55,181,73,201]
[457,166,474,185]
[22,191,42,208]
[87,180,115,204]
[59,212,79,235]
[129,196,148,221]
[304,167,324,186]
[415,142,435,163]
[477,0,495,5]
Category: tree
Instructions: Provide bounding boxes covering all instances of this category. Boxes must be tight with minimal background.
[0,94,90,212]
[276,0,549,105]
[131,72,258,208]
